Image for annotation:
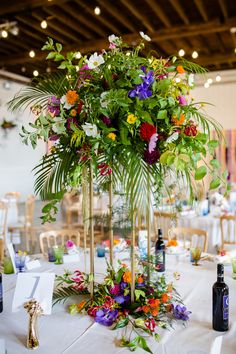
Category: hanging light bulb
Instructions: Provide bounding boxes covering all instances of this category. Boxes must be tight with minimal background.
[33,70,39,77]
[178,49,185,57]
[204,82,209,88]
[1,30,8,38]
[216,75,221,82]
[207,78,213,84]
[10,26,19,36]
[192,51,198,59]
[94,6,101,15]
[29,50,35,58]
[41,20,48,29]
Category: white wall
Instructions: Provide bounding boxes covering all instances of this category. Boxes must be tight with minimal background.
[0,78,45,200]
[193,69,236,129]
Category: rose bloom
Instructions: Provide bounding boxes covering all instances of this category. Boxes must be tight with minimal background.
[140,122,157,141]
[107,132,116,141]
[127,113,137,124]
[66,90,79,105]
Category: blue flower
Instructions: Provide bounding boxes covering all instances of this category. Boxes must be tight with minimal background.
[128,83,152,100]
[114,294,130,304]
[173,305,191,321]
[94,308,119,326]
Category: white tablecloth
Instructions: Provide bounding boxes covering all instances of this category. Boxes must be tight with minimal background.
[1,253,235,354]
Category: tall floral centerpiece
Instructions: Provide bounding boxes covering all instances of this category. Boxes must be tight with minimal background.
[9,32,226,352]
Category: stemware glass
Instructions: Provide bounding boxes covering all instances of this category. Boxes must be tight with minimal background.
[53,245,64,264]
[191,247,202,266]
[15,254,26,272]
[231,258,236,279]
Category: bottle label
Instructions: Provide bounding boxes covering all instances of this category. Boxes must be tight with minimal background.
[0,283,2,299]
[156,251,165,271]
[223,295,229,320]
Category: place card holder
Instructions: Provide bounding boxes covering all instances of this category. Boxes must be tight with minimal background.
[12,273,55,350]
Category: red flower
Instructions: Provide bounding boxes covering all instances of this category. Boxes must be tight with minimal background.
[145,318,156,332]
[77,100,83,114]
[140,122,157,141]
[98,163,112,176]
[184,122,197,137]
[87,306,101,317]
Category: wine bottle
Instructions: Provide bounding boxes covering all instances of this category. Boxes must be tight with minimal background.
[212,263,229,331]
[155,228,165,272]
[0,273,3,313]
[206,192,210,214]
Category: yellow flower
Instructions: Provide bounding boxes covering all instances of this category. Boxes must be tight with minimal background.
[107,132,116,141]
[127,113,137,124]
[70,109,77,117]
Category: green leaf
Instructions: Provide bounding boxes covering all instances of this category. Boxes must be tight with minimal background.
[56,42,63,52]
[138,337,153,354]
[208,140,219,149]
[112,317,129,330]
[157,109,167,119]
[159,99,167,109]
[222,170,229,179]
[55,54,65,62]
[178,153,190,163]
[134,289,145,300]
[168,96,175,106]
[210,178,221,190]
[46,52,56,60]
[210,159,220,169]
[196,132,208,144]
[194,165,207,180]
[160,150,174,165]
[58,61,67,69]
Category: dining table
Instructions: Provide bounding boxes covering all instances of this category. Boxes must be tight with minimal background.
[0,251,235,354]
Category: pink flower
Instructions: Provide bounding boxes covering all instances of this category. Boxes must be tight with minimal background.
[66,240,75,248]
[109,43,117,49]
[109,284,120,295]
[148,133,158,153]
[177,95,187,106]
[145,318,156,332]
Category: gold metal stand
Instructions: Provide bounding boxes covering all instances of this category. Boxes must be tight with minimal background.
[147,167,151,272]
[131,209,136,303]
[109,174,113,266]
[82,165,89,273]
[24,299,43,350]
[89,161,94,298]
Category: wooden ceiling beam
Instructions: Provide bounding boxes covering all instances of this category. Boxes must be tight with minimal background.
[62,3,106,38]
[16,15,68,44]
[194,0,208,22]
[20,25,45,43]
[169,0,190,25]
[96,0,136,33]
[197,53,236,66]
[0,0,68,16]
[1,19,234,67]
[43,6,93,40]
[218,0,228,20]
[32,11,79,43]
[120,0,154,32]
[76,0,120,34]
[144,0,171,28]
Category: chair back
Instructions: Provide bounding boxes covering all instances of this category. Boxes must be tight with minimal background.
[4,192,21,200]
[0,201,8,262]
[39,229,80,255]
[25,195,35,227]
[220,215,236,249]
[169,227,208,252]
[153,211,178,239]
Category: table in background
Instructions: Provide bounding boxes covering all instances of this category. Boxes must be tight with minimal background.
[1,253,235,354]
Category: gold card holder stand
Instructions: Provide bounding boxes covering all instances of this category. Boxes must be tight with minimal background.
[24,299,43,350]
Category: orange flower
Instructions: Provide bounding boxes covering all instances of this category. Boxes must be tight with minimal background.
[167,283,173,293]
[123,271,132,283]
[66,90,79,105]
[167,239,178,247]
[148,298,160,309]
[137,276,144,284]
[176,65,185,74]
[142,305,150,314]
[161,293,169,303]
[76,300,86,311]
[151,309,158,317]
[172,113,185,126]
[121,263,128,268]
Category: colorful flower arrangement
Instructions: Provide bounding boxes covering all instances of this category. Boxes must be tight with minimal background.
[8,32,227,222]
[54,261,190,353]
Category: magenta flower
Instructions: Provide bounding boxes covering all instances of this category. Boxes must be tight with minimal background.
[143,149,160,165]
[109,284,120,295]
[66,240,75,248]
[177,95,187,106]
[109,43,116,49]
[101,116,111,126]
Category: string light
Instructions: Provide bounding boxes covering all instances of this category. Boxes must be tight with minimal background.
[1,30,8,38]
[178,49,185,57]
[21,66,26,73]
[192,51,198,59]
[216,75,221,82]
[94,6,101,15]
[40,20,47,29]
[204,82,209,88]
[207,78,213,84]
[33,70,39,77]
[46,67,51,73]
[29,50,35,58]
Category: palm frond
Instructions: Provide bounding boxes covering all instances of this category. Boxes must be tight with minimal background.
[8,72,69,112]
[177,57,207,74]
[53,286,89,306]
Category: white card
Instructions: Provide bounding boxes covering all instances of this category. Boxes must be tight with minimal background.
[12,273,55,315]
[0,339,5,354]
[63,254,79,263]
[6,243,17,273]
[25,260,41,270]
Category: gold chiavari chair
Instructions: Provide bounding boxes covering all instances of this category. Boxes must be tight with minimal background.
[153,211,178,239]
[220,215,236,250]
[169,227,208,252]
[0,201,8,262]
[39,229,80,256]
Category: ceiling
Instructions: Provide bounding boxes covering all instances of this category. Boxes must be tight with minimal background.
[0,0,236,78]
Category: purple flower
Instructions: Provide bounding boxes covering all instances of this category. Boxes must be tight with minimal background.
[114,294,130,305]
[141,71,154,86]
[143,149,160,165]
[94,308,118,326]
[173,305,191,321]
[48,96,60,116]
[177,95,187,106]
[49,134,59,141]
[109,284,120,295]
[101,116,111,126]
[128,83,152,100]
[120,281,127,290]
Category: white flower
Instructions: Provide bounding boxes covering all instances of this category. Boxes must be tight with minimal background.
[82,123,99,137]
[61,95,72,110]
[108,34,119,43]
[86,52,105,69]
[139,31,151,42]
[100,92,108,108]
[188,73,194,87]
[166,132,179,144]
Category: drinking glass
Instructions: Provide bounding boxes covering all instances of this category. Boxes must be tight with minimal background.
[15,254,26,272]
[231,258,236,279]
[191,247,202,266]
[96,244,105,257]
[53,245,64,264]
[3,257,14,274]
